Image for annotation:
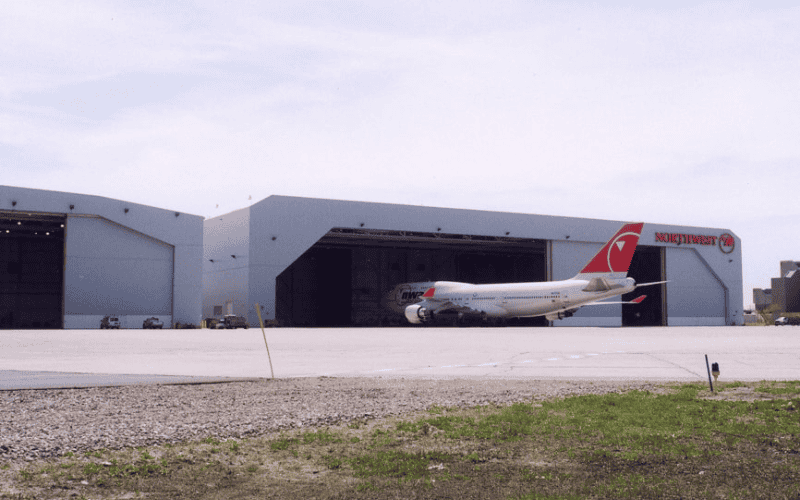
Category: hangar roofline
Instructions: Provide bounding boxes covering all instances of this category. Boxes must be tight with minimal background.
[249,194,738,238]
[254,194,606,224]
[0,184,204,219]
[173,191,737,240]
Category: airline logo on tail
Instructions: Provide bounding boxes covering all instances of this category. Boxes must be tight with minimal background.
[574,222,644,279]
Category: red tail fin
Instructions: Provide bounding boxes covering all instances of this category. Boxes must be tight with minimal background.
[573,222,644,279]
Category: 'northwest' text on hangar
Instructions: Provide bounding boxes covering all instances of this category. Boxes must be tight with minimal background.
[203,196,743,327]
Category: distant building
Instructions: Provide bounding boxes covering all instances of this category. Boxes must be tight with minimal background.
[781,261,800,278]
[753,288,772,311]
[754,261,800,313]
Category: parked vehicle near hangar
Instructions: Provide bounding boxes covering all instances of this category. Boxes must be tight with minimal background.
[219,314,249,329]
[143,317,164,329]
[775,316,800,326]
[205,316,247,329]
[100,315,120,329]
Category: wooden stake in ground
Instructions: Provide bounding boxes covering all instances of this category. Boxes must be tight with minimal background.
[255,303,274,379]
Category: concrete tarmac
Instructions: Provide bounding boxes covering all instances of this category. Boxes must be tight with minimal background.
[1,326,799,390]
[0,370,257,390]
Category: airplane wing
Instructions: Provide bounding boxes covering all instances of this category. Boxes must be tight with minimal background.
[428,301,461,313]
[429,301,505,316]
[636,280,669,287]
[583,294,647,305]
[421,300,508,318]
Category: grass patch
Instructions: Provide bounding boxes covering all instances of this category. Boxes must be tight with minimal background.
[301,429,343,445]
[350,450,452,481]
[269,435,297,451]
[5,380,800,499]
[755,380,800,395]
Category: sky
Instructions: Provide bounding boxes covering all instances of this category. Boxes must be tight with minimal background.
[2,0,799,308]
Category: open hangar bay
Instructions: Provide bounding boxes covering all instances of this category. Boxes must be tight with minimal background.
[1,326,799,390]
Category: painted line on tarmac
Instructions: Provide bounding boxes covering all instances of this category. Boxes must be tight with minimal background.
[369,351,620,374]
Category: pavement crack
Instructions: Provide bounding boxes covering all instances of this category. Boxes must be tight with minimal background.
[645,353,703,379]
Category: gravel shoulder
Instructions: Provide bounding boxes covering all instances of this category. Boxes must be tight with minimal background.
[1,377,671,464]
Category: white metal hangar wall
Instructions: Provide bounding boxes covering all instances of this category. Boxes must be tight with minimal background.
[203,207,251,323]
[202,195,742,327]
[0,186,203,329]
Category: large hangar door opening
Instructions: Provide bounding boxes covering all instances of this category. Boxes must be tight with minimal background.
[456,253,543,284]
[622,246,665,327]
[276,247,352,327]
[0,212,65,329]
[276,228,546,327]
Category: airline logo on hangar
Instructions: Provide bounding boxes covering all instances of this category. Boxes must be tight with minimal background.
[718,233,735,254]
[655,231,735,254]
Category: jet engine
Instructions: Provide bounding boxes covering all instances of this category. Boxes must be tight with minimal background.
[404,304,433,324]
[545,309,577,321]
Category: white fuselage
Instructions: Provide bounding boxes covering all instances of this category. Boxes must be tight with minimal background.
[403,222,649,324]
[420,278,636,318]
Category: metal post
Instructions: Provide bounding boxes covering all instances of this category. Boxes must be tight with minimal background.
[705,354,713,392]
[255,303,275,379]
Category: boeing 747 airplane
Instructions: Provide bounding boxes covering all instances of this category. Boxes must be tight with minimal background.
[403,222,666,324]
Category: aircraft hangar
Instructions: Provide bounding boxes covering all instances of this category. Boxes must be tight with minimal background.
[203,195,743,328]
[0,185,203,329]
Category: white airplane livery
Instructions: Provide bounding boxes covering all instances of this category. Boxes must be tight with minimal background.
[403,222,666,324]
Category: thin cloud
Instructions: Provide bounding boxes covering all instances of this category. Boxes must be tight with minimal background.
[3,1,800,309]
